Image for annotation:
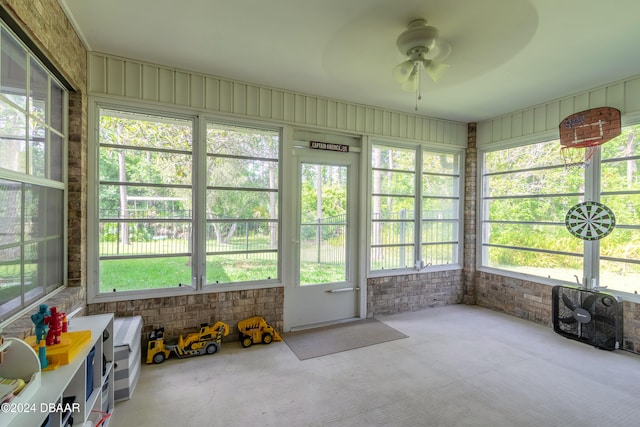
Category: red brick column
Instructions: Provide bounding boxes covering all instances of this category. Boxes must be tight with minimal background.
[463,123,477,304]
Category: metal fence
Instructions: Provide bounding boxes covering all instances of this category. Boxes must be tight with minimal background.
[99,209,279,259]
[371,209,458,268]
[98,209,456,265]
[300,214,346,265]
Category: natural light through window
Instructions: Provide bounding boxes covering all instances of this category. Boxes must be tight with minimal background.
[370,143,462,272]
[0,25,67,321]
[481,124,640,296]
[98,109,193,292]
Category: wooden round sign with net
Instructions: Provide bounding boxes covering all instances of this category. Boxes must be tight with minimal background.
[565,201,616,240]
[559,107,621,168]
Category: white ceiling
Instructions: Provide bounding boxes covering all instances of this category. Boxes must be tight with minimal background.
[59,0,640,123]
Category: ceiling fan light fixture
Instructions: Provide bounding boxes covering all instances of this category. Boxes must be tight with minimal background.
[424,60,449,83]
[393,18,452,111]
[392,59,416,81]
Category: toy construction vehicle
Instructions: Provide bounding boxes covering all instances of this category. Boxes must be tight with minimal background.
[238,316,282,348]
[146,321,229,364]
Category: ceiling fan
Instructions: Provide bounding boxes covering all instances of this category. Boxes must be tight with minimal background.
[393,19,452,108]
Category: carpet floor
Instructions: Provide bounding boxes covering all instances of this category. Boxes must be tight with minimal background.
[112,305,640,427]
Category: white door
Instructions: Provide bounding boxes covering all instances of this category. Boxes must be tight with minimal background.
[288,148,359,329]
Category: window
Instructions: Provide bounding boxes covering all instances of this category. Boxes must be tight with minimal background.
[481,124,640,296]
[482,140,584,283]
[599,125,640,294]
[0,24,67,321]
[422,151,461,266]
[371,144,416,270]
[205,122,279,285]
[95,109,281,295]
[97,109,193,292]
[370,143,462,272]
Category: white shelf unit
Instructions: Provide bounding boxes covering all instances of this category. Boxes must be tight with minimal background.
[2,314,114,427]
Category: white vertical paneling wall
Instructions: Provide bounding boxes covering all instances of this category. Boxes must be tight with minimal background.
[477,75,640,148]
[87,52,467,146]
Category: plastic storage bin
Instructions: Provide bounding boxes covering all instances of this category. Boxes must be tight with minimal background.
[86,346,96,399]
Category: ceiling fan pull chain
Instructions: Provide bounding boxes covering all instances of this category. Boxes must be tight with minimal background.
[395,19,451,111]
[415,63,422,111]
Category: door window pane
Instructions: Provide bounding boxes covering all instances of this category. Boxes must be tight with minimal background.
[299,163,348,285]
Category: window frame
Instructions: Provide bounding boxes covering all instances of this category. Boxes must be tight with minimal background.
[368,139,464,277]
[203,120,281,288]
[88,101,283,302]
[0,21,68,322]
[94,106,196,294]
[479,137,585,285]
[478,117,640,298]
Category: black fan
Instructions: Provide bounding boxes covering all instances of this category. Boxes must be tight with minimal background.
[552,285,623,350]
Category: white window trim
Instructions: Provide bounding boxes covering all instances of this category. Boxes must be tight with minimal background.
[367,138,464,277]
[0,20,69,322]
[87,98,284,303]
[476,113,640,303]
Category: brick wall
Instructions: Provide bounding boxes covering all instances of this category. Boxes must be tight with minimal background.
[623,301,640,353]
[463,123,477,304]
[367,270,464,316]
[87,287,284,343]
[476,271,640,354]
[2,287,85,339]
[0,0,86,89]
[476,271,553,325]
[67,91,88,289]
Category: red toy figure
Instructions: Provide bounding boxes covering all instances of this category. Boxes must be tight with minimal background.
[45,306,65,346]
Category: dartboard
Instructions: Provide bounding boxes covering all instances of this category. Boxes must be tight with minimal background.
[565,201,616,240]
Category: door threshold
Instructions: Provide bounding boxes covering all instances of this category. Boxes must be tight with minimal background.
[290,316,362,332]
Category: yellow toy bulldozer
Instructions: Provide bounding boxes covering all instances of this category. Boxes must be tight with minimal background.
[146,321,229,364]
[237,316,282,348]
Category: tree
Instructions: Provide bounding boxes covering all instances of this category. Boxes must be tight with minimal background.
[98,111,193,246]
[206,124,279,246]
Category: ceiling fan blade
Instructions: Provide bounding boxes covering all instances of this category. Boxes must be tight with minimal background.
[424,60,449,83]
[401,72,417,92]
[393,59,415,83]
[424,39,452,62]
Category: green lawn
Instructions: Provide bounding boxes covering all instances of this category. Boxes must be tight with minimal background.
[99,256,345,292]
[100,257,193,291]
